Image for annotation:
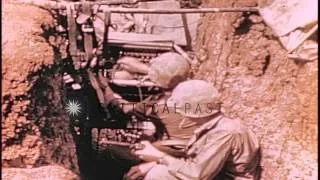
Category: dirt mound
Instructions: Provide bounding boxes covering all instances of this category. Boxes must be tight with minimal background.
[2,1,53,166]
[194,0,317,179]
[2,165,78,180]
[2,1,78,176]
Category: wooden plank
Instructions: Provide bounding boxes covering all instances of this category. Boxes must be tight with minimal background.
[100,7,260,14]
[18,0,259,13]
[17,0,150,9]
[66,7,78,55]
[102,11,111,57]
[110,79,158,87]
[108,41,173,50]
[66,6,82,69]
[82,2,93,62]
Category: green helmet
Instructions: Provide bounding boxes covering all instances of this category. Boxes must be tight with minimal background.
[166,80,220,118]
[148,52,190,89]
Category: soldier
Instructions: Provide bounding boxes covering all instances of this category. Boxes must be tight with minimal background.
[88,52,202,179]
[88,51,201,142]
[106,51,191,88]
[126,80,261,180]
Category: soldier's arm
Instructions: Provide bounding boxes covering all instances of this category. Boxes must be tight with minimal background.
[136,132,235,180]
[88,70,126,113]
[87,70,108,109]
[96,71,140,113]
[158,132,234,180]
[117,56,149,74]
[89,70,157,115]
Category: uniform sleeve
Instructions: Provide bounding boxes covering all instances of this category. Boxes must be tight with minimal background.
[162,131,235,180]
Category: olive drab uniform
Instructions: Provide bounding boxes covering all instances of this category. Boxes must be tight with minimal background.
[144,80,261,180]
[87,52,193,179]
[144,114,261,180]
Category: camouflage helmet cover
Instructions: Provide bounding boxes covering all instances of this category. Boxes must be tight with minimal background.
[148,52,190,89]
[166,80,220,118]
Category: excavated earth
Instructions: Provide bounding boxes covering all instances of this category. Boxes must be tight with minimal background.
[2,1,78,179]
[193,0,318,179]
[1,0,318,179]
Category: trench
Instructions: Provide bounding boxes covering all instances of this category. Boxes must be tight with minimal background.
[2,0,317,179]
[20,26,168,179]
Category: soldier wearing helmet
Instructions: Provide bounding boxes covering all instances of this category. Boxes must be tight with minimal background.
[111,52,190,89]
[87,52,205,179]
[88,52,201,140]
[126,80,261,180]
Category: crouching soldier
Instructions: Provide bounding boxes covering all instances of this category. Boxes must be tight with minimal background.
[127,80,261,180]
[88,52,203,179]
[88,52,202,145]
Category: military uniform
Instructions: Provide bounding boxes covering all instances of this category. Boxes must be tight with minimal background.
[88,52,192,179]
[90,51,193,144]
[144,114,261,180]
[129,80,261,180]
[105,92,202,146]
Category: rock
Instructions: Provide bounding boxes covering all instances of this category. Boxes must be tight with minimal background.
[249,14,263,24]
[251,24,266,32]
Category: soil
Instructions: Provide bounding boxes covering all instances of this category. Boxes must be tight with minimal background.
[2,0,78,178]
[2,165,78,180]
[193,0,318,179]
[1,0,317,179]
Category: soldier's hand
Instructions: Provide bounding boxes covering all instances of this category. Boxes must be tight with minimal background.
[113,70,134,80]
[63,73,74,84]
[63,73,82,90]
[117,56,149,74]
[133,141,165,162]
[125,166,143,180]
[87,70,100,90]
[97,70,109,89]
[125,162,156,180]
[103,86,116,104]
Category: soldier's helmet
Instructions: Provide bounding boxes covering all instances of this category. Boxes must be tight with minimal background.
[148,52,190,89]
[166,80,220,118]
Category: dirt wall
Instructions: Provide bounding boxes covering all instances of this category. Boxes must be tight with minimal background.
[1,0,317,179]
[2,1,78,177]
[193,0,317,179]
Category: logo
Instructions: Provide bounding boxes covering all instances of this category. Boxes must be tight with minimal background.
[65,99,82,116]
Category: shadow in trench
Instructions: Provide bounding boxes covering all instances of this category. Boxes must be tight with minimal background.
[24,56,130,179]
